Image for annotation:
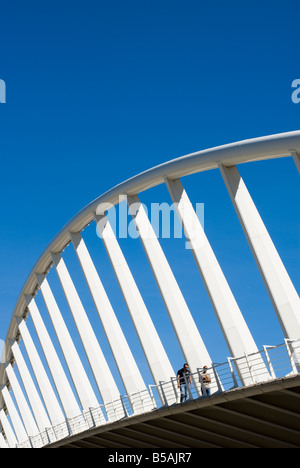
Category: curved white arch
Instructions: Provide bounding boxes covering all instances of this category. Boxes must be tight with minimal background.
[3,130,299,348]
[0,130,299,447]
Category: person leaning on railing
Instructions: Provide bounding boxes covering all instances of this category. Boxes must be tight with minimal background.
[200,365,211,396]
[177,363,192,403]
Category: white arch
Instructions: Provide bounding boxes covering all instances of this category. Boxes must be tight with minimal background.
[3,130,300,347]
[0,130,299,447]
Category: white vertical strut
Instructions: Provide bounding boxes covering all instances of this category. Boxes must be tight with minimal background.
[24,295,81,419]
[36,274,100,412]
[219,164,300,340]
[1,385,27,444]
[10,339,51,431]
[0,430,8,448]
[70,232,146,398]
[127,194,212,372]
[165,177,262,359]
[5,363,39,437]
[0,407,17,448]
[70,232,149,409]
[51,252,122,419]
[16,317,65,425]
[95,213,175,386]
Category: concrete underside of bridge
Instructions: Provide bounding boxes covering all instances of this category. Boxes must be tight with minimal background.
[46,375,300,449]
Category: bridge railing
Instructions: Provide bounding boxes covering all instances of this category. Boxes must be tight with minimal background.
[16,339,300,448]
[149,339,300,408]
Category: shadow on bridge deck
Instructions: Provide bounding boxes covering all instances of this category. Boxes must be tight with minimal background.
[45,374,300,449]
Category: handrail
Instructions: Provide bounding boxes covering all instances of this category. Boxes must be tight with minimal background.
[16,339,300,448]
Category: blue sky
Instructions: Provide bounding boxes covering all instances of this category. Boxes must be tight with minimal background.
[0,1,299,390]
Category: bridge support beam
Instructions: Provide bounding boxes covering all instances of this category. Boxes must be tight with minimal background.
[0,408,17,448]
[5,363,39,437]
[70,231,152,413]
[16,316,65,426]
[51,252,123,421]
[165,177,261,359]
[127,194,212,374]
[0,428,8,448]
[95,213,176,404]
[1,385,27,444]
[219,164,300,340]
[10,338,52,432]
[24,295,82,420]
[36,274,100,413]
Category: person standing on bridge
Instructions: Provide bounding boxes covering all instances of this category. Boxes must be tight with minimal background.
[200,365,211,396]
[177,363,192,403]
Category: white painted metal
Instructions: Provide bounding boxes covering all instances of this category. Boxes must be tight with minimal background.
[95,213,175,391]
[5,132,299,319]
[36,273,100,412]
[1,131,300,448]
[0,430,8,448]
[2,132,299,347]
[1,385,28,444]
[219,164,300,340]
[51,252,123,420]
[165,178,262,358]
[24,295,82,419]
[10,338,51,431]
[127,194,212,373]
[10,341,300,448]
[16,317,65,426]
[0,406,18,448]
[5,363,39,437]
[291,151,300,173]
[70,231,150,412]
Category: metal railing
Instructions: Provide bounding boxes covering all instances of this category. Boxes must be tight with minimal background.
[16,339,300,448]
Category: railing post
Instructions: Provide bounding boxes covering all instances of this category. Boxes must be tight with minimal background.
[212,364,223,393]
[85,408,96,429]
[171,376,178,402]
[148,385,157,409]
[263,346,276,378]
[285,339,300,374]
[227,358,239,388]
[159,381,168,406]
[244,353,255,384]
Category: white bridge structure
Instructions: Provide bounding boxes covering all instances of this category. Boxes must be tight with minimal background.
[1,131,300,448]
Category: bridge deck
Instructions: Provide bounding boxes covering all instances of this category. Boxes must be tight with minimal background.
[46,374,300,449]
